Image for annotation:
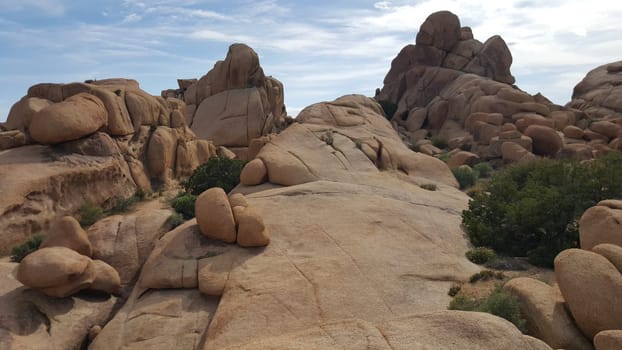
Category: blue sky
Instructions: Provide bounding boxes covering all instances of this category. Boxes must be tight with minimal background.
[1,0,621,121]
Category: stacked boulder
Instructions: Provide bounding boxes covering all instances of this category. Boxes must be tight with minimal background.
[0,78,218,252]
[164,43,290,160]
[504,200,622,350]
[375,11,622,166]
[195,188,270,247]
[16,216,120,298]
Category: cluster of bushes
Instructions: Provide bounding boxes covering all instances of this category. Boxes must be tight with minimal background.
[451,162,494,190]
[449,286,526,332]
[462,152,622,267]
[78,189,150,227]
[172,156,245,219]
[466,247,496,264]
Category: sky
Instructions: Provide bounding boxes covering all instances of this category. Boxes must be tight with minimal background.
[1,0,621,122]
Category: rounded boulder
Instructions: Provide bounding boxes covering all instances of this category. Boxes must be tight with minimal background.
[240,158,268,185]
[524,125,563,157]
[195,188,237,243]
[555,248,622,339]
[234,206,270,247]
[40,216,92,257]
[29,93,108,144]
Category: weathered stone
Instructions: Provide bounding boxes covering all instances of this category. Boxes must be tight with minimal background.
[195,188,236,243]
[41,216,92,257]
[579,201,622,250]
[240,158,268,186]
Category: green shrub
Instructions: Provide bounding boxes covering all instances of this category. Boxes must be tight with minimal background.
[354,139,363,149]
[448,284,461,297]
[466,247,497,264]
[420,183,437,191]
[459,143,472,151]
[449,286,526,332]
[183,156,245,195]
[321,130,334,146]
[378,100,397,119]
[462,153,622,267]
[431,136,448,149]
[437,152,451,163]
[469,270,496,283]
[171,192,197,219]
[452,166,477,190]
[79,203,104,227]
[167,213,185,229]
[10,234,44,262]
[473,162,493,178]
[134,188,148,200]
[109,196,138,214]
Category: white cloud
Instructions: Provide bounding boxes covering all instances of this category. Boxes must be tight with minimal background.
[122,13,142,23]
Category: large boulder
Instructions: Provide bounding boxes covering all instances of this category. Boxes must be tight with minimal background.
[579,200,622,250]
[40,215,92,257]
[233,206,270,247]
[504,277,593,350]
[0,262,117,350]
[29,93,108,144]
[239,158,268,185]
[4,96,52,132]
[555,249,622,339]
[524,125,564,157]
[569,60,622,119]
[195,187,237,243]
[191,88,269,147]
[204,43,265,97]
[594,330,622,350]
[416,11,461,50]
[147,126,178,179]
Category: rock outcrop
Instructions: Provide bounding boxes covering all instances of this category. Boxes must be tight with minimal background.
[376,11,622,164]
[165,43,289,158]
[579,200,622,250]
[0,78,217,253]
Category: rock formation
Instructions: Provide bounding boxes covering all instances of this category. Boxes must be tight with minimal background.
[0,78,217,253]
[375,11,622,165]
[163,43,290,159]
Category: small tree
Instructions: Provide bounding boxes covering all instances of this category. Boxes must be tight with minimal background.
[184,156,245,195]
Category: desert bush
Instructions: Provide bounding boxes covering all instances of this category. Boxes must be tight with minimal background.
[466,247,497,264]
[79,203,104,227]
[109,196,138,214]
[448,284,462,297]
[184,156,245,195]
[378,100,397,119]
[321,130,334,146]
[459,143,472,151]
[354,139,363,149]
[171,192,197,219]
[469,270,498,283]
[431,136,448,149]
[420,183,437,191]
[10,234,44,262]
[462,153,622,267]
[452,166,477,190]
[473,162,493,178]
[449,286,526,332]
[436,152,451,163]
[167,213,185,229]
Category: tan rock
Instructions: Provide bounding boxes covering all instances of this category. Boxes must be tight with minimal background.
[406,108,427,131]
[198,252,235,296]
[234,206,270,247]
[416,11,461,51]
[524,125,563,157]
[29,93,108,144]
[592,243,622,273]
[40,216,92,257]
[590,121,622,139]
[501,142,536,163]
[579,202,622,250]
[504,277,593,350]
[0,129,27,150]
[27,83,63,102]
[207,43,265,98]
[17,247,96,298]
[555,248,622,339]
[594,330,622,350]
[92,87,134,136]
[195,188,236,243]
[170,109,185,128]
[228,193,248,208]
[90,259,121,294]
[446,151,479,168]
[240,158,268,185]
[147,126,178,179]
[5,96,52,132]
[465,112,504,132]
[584,129,609,142]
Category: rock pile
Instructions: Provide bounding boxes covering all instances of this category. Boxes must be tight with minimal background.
[196,189,270,247]
[375,11,622,168]
[0,78,217,252]
[504,200,622,350]
[163,43,290,159]
[16,216,120,298]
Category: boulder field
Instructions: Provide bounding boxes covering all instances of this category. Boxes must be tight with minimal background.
[2,8,622,350]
